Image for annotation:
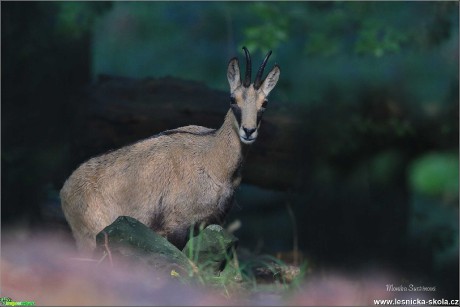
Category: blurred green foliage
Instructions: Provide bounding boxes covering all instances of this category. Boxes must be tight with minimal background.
[237,2,457,58]
[56,2,111,40]
[241,3,289,55]
[409,152,459,202]
[370,150,405,185]
[88,1,458,111]
[354,20,407,57]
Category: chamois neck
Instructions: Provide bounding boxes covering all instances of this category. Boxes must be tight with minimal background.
[206,109,245,183]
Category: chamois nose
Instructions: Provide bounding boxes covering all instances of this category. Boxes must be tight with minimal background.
[243,127,256,137]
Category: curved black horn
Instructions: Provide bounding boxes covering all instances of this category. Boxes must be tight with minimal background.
[254,50,272,90]
[242,47,252,87]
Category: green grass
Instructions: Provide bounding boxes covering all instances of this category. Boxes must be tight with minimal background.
[180,227,308,300]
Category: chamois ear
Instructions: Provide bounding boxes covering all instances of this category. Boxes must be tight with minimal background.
[227,57,241,92]
[260,65,280,97]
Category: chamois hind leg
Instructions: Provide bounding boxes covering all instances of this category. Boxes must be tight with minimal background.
[77,209,120,255]
[62,196,117,256]
[63,210,99,255]
[73,231,97,256]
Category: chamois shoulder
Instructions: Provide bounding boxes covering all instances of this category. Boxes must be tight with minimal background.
[160,125,216,137]
[102,125,216,157]
[114,125,216,157]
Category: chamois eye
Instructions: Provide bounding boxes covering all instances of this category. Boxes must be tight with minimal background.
[262,99,268,108]
[230,96,237,105]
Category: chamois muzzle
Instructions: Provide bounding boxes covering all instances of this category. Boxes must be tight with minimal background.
[241,127,257,144]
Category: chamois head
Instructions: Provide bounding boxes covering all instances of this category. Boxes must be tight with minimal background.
[227,47,280,144]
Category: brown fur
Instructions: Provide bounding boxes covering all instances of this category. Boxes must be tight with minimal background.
[60,51,280,253]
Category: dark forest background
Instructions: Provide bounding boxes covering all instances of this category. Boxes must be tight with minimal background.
[2,1,459,298]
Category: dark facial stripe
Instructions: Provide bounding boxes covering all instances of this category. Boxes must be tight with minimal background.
[231,105,242,126]
[257,109,265,125]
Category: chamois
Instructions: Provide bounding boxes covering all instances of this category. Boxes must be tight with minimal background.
[60,47,280,253]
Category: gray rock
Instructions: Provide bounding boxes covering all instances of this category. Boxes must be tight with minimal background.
[182,224,238,273]
[95,216,194,276]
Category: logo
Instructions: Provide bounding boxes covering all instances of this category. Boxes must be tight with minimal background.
[0,297,35,306]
